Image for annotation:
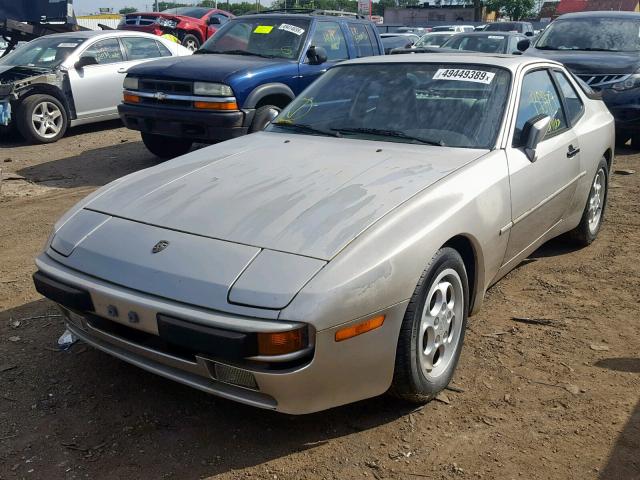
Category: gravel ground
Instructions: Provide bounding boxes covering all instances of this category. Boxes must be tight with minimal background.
[0,123,638,480]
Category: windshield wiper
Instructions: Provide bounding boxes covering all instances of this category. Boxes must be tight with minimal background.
[331,127,445,146]
[198,49,276,58]
[271,122,340,137]
[535,45,561,50]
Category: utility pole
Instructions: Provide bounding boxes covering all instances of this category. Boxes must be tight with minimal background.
[154,0,159,12]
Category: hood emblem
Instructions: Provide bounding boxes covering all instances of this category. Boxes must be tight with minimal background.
[153,92,168,101]
[152,240,170,254]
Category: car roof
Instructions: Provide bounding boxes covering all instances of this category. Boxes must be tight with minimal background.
[343,53,562,71]
[558,10,640,19]
[239,12,372,22]
[33,30,171,40]
[451,31,525,36]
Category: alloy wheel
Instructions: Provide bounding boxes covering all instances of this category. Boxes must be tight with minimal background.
[32,101,63,139]
[587,167,606,235]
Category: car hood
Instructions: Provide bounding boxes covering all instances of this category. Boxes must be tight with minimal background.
[126,53,293,83]
[84,132,487,261]
[527,48,640,74]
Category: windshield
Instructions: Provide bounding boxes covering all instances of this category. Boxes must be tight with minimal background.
[199,17,310,59]
[267,63,511,149]
[161,7,209,18]
[442,34,506,53]
[0,37,86,68]
[536,18,640,52]
[416,33,453,47]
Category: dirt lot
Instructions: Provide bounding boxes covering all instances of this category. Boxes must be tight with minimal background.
[0,124,638,480]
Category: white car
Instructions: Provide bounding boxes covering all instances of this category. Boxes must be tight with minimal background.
[0,31,192,143]
[414,31,456,48]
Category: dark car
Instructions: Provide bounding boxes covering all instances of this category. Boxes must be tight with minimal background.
[392,32,530,55]
[526,11,640,147]
[484,21,534,36]
[119,7,235,51]
[118,11,384,157]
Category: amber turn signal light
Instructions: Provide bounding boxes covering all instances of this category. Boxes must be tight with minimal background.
[257,328,305,356]
[335,315,385,342]
[123,93,140,104]
[193,101,238,111]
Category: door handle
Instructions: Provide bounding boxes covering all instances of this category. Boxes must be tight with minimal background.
[566,145,580,158]
[117,68,127,74]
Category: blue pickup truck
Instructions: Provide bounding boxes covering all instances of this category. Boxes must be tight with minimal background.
[118,10,384,157]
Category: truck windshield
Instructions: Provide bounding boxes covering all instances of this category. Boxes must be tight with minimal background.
[0,37,86,68]
[536,17,640,52]
[199,17,310,60]
[268,63,511,149]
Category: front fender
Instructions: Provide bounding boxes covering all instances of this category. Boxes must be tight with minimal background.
[243,83,295,109]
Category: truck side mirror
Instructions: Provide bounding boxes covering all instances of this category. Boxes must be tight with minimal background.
[306,45,328,65]
[517,38,530,51]
[523,114,551,162]
[75,55,98,69]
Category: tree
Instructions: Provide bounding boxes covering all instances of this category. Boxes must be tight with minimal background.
[118,6,138,14]
[484,0,535,20]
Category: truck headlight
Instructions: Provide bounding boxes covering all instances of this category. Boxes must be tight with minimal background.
[156,18,178,29]
[123,76,139,90]
[193,82,233,97]
[611,74,640,92]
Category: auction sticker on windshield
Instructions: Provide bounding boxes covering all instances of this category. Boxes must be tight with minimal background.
[254,25,274,34]
[278,24,305,36]
[433,69,495,84]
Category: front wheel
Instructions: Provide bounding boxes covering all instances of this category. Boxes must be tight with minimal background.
[391,247,469,403]
[567,158,608,246]
[250,105,281,133]
[181,34,201,52]
[16,94,68,144]
[141,133,193,159]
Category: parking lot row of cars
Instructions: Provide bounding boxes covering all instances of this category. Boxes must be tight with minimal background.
[1,8,638,413]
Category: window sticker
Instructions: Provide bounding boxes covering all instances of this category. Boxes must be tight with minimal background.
[58,43,80,48]
[278,23,305,36]
[433,68,495,84]
[254,25,274,34]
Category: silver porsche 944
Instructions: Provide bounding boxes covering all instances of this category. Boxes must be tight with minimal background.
[33,54,614,414]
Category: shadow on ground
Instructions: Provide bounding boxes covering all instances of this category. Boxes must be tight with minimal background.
[16,141,159,189]
[0,120,125,148]
[599,399,640,479]
[0,299,413,479]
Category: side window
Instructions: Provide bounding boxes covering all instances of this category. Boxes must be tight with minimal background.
[83,38,124,65]
[514,69,567,145]
[155,41,173,57]
[349,23,374,58]
[121,37,163,60]
[310,22,348,61]
[552,71,585,125]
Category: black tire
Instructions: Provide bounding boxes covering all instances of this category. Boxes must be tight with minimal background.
[181,34,201,52]
[16,94,68,144]
[567,158,608,247]
[250,105,281,133]
[631,131,640,151]
[391,247,469,403]
[141,133,193,159]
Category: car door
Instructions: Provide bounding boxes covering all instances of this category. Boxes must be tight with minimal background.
[67,37,127,120]
[298,21,350,92]
[502,67,581,264]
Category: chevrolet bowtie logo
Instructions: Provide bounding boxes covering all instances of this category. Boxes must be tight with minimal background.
[153,92,168,101]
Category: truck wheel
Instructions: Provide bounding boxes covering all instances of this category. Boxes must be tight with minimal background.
[250,105,281,133]
[181,34,201,52]
[16,94,68,144]
[141,133,193,159]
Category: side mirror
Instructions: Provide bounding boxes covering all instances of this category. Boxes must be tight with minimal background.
[75,55,98,69]
[306,45,328,65]
[208,16,221,25]
[524,31,534,37]
[517,38,530,51]
[523,114,551,162]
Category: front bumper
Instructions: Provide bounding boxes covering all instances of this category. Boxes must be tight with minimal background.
[34,254,407,414]
[118,103,252,143]
[601,88,640,130]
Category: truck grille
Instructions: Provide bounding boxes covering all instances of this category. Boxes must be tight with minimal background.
[139,79,192,95]
[576,73,629,90]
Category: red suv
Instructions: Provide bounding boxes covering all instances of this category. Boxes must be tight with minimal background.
[118,7,234,51]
